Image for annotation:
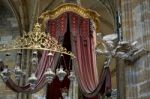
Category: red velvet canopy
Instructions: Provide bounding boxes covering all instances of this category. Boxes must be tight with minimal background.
[46,12,112,99]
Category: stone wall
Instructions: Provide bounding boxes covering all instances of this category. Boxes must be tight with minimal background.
[0,3,19,99]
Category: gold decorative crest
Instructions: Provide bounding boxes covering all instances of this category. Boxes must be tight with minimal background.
[39,3,100,31]
[0,23,75,58]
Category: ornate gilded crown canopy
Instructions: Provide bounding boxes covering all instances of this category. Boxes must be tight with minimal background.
[0,23,75,58]
[39,3,100,31]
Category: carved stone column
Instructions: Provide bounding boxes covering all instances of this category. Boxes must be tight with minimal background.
[121,0,150,98]
[116,58,126,99]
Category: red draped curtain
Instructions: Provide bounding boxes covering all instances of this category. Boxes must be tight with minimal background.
[46,13,71,99]
[70,12,111,98]
[46,12,112,99]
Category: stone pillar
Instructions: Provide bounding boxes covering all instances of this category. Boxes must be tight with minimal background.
[121,0,150,99]
[116,58,126,99]
[72,79,78,99]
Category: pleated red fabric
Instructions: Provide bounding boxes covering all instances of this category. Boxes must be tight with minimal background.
[69,13,112,98]
[46,12,112,99]
[46,13,70,99]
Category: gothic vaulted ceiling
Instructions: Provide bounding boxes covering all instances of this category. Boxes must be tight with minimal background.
[1,0,116,34]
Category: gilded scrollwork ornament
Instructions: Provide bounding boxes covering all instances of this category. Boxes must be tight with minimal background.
[0,22,75,58]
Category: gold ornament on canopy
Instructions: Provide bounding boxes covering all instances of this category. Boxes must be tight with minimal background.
[0,22,75,58]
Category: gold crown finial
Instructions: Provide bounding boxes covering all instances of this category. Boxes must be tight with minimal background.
[33,22,41,32]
